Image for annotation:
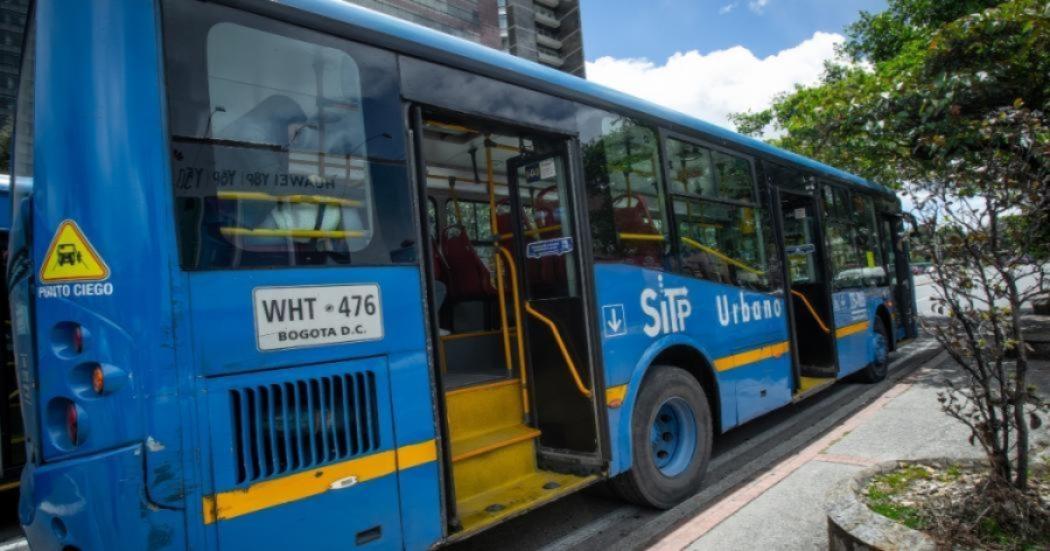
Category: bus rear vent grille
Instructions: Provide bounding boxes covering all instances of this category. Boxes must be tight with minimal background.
[230,371,380,485]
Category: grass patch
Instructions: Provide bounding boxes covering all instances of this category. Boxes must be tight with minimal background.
[864,465,933,530]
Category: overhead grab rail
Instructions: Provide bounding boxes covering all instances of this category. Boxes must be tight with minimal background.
[790,289,832,334]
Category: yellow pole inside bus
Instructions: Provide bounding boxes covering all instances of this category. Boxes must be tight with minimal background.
[485,136,514,377]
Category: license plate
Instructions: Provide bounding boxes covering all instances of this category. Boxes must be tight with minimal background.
[253,284,383,351]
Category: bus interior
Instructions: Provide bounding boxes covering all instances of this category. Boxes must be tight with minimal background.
[418,111,602,536]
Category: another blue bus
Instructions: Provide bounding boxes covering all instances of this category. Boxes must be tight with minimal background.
[7,1,917,549]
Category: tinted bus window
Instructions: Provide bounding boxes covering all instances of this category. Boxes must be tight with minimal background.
[822,182,879,288]
[162,1,416,269]
[580,113,669,269]
[666,138,775,290]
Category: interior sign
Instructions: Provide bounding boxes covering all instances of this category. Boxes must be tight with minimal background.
[253,284,384,351]
[526,237,573,259]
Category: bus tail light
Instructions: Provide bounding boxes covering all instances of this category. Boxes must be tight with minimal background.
[72,325,84,354]
[91,365,104,394]
[66,403,79,446]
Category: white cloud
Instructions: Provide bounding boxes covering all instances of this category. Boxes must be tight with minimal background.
[718,2,738,15]
[585,31,844,130]
[748,0,770,14]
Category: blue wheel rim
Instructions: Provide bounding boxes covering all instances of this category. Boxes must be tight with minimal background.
[650,397,697,477]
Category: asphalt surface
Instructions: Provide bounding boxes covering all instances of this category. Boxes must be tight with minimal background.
[448,338,942,551]
[0,339,939,550]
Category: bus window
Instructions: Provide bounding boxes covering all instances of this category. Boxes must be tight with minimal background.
[580,114,670,269]
[852,193,885,284]
[666,138,774,290]
[822,183,876,289]
[163,7,415,269]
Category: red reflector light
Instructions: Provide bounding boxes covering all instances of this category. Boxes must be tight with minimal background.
[91,365,104,394]
[66,403,79,445]
[72,325,84,354]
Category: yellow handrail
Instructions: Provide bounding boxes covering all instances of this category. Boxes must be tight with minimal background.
[618,232,666,242]
[680,236,765,276]
[495,255,513,374]
[499,224,563,240]
[495,246,530,414]
[220,227,366,239]
[790,289,831,334]
[524,302,593,398]
[216,191,362,208]
[481,138,515,378]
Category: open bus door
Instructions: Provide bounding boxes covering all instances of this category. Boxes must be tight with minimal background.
[880,214,918,342]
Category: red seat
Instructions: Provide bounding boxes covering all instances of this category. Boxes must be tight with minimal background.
[612,193,664,268]
[440,225,497,301]
[532,186,567,288]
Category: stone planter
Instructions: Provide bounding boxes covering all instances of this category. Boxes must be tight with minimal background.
[826,460,943,551]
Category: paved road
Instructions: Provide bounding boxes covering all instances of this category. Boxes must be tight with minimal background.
[913,265,1046,318]
[0,340,939,551]
[449,339,941,551]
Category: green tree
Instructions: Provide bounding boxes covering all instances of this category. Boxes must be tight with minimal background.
[731,0,1049,541]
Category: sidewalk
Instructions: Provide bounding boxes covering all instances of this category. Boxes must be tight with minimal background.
[652,353,1050,550]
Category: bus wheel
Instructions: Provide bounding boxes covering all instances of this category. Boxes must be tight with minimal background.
[612,365,712,509]
[857,321,890,383]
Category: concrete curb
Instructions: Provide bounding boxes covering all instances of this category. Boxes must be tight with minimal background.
[826,459,943,551]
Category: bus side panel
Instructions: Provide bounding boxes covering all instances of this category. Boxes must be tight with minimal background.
[387,348,444,549]
[19,0,185,549]
[185,268,442,549]
[593,264,791,476]
[832,288,892,377]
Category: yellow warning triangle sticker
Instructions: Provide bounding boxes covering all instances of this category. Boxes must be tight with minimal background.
[40,220,110,283]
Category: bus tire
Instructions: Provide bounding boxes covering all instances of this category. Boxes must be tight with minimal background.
[611,365,712,509]
[857,320,890,383]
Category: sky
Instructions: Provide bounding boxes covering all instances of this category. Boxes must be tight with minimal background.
[580,0,887,130]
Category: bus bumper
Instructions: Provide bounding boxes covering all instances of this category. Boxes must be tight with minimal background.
[20,443,185,551]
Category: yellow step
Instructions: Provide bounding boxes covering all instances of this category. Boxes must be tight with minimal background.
[453,434,538,500]
[451,424,541,463]
[453,471,598,539]
[445,379,524,438]
[793,376,836,401]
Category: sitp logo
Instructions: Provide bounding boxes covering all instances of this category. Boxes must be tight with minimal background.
[641,275,692,337]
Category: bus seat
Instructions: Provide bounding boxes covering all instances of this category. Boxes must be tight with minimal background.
[533,186,566,287]
[612,193,664,267]
[441,225,497,301]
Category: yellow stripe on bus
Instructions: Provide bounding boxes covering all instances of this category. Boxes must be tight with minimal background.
[714,341,790,372]
[835,320,869,338]
[605,384,628,408]
[202,439,436,525]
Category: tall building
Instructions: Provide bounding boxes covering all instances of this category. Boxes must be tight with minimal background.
[348,0,585,77]
[498,0,585,77]
[348,0,503,50]
[0,0,28,134]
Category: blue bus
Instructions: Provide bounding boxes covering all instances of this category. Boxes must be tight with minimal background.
[7,1,917,549]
